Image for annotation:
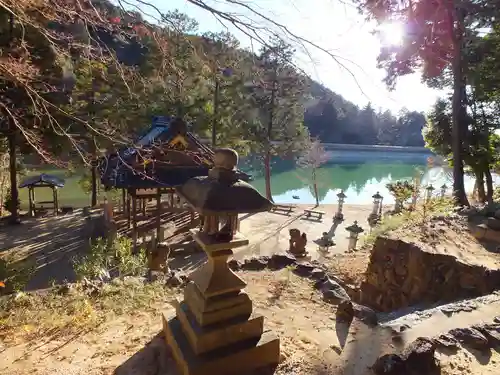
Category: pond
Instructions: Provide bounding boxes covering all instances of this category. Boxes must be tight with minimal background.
[19,150,482,209]
[245,150,478,205]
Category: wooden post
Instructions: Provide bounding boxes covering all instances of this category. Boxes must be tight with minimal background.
[28,187,33,217]
[127,191,131,228]
[156,189,161,242]
[32,187,36,216]
[53,187,59,216]
[122,189,126,214]
[132,194,137,253]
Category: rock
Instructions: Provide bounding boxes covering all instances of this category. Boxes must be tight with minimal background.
[493,316,500,324]
[449,327,489,350]
[292,262,315,277]
[432,333,460,350]
[401,337,439,374]
[267,253,296,270]
[473,324,500,346]
[166,273,184,288]
[320,278,350,304]
[372,354,405,375]
[241,257,268,271]
[352,303,378,326]
[310,268,327,280]
[228,259,242,271]
[487,217,500,231]
[494,209,500,220]
[336,300,354,322]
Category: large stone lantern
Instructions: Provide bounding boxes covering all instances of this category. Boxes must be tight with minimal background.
[163,148,279,375]
[335,190,346,221]
[368,191,383,225]
[425,184,435,203]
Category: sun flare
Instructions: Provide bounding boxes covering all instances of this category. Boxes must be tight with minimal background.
[378,22,405,47]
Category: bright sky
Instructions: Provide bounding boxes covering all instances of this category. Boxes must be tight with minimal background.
[144,0,444,114]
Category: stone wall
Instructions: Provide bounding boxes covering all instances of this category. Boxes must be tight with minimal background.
[360,237,500,312]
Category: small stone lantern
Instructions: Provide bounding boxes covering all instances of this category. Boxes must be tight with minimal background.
[164,148,279,375]
[317,231,335,252]
[440,184,447,199]
[426,184,435,203]
[335,190,346,221]
[346,220,364,251]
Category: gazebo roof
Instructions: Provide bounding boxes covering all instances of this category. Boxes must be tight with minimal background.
[99,116,251,189]
[20,173,65,188]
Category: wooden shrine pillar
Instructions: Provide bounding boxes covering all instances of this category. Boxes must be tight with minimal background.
[28,187,34,217]
[122,189,127,215]
[127,191,131,228]
[156,189,161,243]
[52,187,59,215]
[132,193,138,253]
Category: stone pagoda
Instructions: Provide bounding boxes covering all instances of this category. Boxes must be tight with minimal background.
[163,148,279,375]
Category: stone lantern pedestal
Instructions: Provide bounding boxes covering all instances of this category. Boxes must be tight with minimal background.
[163,230,279,375]
[163,148,280,375]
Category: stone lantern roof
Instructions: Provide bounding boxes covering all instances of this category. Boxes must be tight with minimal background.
[372,191,383,200]
[337,190,346,199]
[176,148,273,215]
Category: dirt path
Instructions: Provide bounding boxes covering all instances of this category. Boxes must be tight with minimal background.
[2,271,500,375]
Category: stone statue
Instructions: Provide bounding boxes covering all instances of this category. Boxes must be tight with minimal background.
[289,228,307,257]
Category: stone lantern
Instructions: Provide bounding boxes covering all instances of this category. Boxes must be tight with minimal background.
[425,184,435,203]
[164,148,279,375]
[317,231,335,252]
[335,190,346,221]
[440,184,447,199]
[346,220,364,251]
[368,191,383,224]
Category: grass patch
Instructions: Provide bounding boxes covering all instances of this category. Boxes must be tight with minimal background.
[364,197,456,246]
[0,280,177,344]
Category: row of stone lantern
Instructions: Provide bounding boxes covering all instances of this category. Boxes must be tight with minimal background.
[425,183,448,203]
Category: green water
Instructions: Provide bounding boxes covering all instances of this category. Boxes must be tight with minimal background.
[246,150,467,205]
[19,150,471,208]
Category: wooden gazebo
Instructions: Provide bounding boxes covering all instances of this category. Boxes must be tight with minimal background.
[19,173,65,217]
[99,116,251,251]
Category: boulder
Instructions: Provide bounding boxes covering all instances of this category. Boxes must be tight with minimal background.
[473,323,500,346]
[372,354,405,375]
[241,257,268,271]
[360,236,500,312]
[432,333,460,350]
[310,268,327,280]
[401,337,439,374]
[319,277,350,304]
[449,327,489,350]
[487,217,500,231]
[267,253,296,269]
[292,262,315,277]
[336,300,378,326]
[228,259,242,271]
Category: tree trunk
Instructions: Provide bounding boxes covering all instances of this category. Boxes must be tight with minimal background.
[91,160,97,207]
[8,132,20,224]
[449,6,469,206]
[475,170,486,203]
[485,168,494,205]
[264,151,272,201]
[312,168,319,206]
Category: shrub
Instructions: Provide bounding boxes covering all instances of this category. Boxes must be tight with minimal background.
[3,188,20,215]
